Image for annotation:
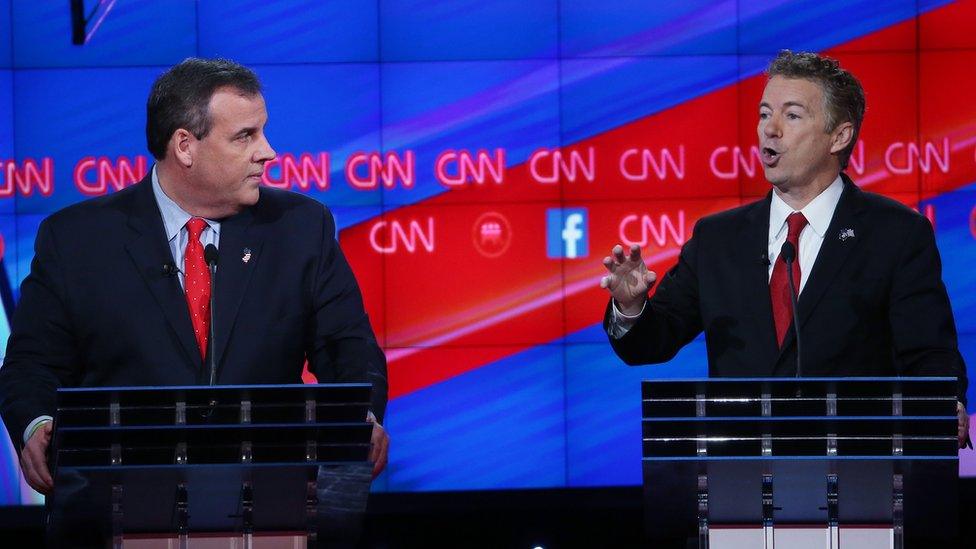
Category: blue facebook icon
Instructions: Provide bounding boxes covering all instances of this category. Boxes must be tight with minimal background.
[546,208,589,259]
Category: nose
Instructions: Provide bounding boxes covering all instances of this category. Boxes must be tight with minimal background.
[761,113,782,139]
[255,133,276,164]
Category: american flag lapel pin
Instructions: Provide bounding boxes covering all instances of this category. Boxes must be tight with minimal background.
[838,228,855,242]
[242,247,252,263]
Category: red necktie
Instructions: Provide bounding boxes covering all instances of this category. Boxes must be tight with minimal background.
[770,212,808,347]
[184,217,211,361]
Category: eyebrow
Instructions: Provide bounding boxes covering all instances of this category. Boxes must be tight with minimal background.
[759,101,809,111]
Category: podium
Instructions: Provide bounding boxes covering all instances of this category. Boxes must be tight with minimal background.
[641,377,959,548]
[48,383,374,548]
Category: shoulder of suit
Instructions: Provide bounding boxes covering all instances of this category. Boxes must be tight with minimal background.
[41,182,141,232]
[256,186,331,218]
[852,185,930,231]
[693,197,763,234]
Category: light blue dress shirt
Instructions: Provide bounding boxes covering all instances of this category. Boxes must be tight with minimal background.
[151,165,220,289]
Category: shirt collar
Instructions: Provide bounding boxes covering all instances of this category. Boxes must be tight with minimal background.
[151,165,220,242]
[769,175,844,241]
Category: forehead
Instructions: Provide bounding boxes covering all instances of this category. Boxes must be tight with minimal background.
[761,76,824,108]
[207,87,266,128]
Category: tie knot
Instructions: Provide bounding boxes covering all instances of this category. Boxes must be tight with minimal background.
[186,217,207,240]
[786,212,808,240]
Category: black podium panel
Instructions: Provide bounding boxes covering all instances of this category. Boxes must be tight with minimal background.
[641,377,959,546]
[49,384,374,541]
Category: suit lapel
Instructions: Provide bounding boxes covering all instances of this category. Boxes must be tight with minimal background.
[777,175,865,358]
[123,178,201,371]
[212,207,265,374]
[738,194,780,374]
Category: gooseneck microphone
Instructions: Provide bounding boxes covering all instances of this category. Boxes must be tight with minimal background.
[204,244,219,387]
[780,241,802,379]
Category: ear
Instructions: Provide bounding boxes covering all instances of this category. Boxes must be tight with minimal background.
[829,121,854,156]
[171,129,195,168]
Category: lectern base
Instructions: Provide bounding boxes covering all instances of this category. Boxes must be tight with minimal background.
[121,533,306,549]
[709,526,892,549]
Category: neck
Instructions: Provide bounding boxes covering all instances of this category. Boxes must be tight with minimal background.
[156,162,223,219]
[772,171,839,211]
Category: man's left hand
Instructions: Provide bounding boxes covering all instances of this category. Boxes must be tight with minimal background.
[958,402,970,449]
[367,412,389,478]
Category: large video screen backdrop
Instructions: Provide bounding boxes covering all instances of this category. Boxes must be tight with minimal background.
[1,0,975,504]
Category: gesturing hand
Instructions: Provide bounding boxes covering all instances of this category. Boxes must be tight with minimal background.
[600,244,656,315]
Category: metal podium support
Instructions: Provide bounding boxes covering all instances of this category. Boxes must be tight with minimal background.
[641,377,959,548]
[47,384,374,548]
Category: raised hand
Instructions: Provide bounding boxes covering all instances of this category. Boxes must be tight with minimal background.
[600,244,656,315]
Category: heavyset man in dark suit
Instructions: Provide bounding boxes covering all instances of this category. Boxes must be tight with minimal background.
[0,58,389,495]
[601,50,970,447]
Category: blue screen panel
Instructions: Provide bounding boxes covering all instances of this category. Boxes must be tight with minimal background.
[198,0,378,64]
[565,329,707,487]
[380,0,558,62]
[560,56,739,147]
[923,186,976,335]
[381,60,560,206]
[0,0,11,68]
[384,344,566,491]
[0,69,12,215]
[560,0,736,57]
[12,0,196,68]
[257,64,382,208]
[13,67,163,215]
[737,0,934,54]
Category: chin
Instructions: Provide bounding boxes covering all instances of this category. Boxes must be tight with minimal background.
[763,168,787,188]
[241,188,260,206]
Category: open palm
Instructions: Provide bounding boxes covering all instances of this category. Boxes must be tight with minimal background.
[600,244,657,313]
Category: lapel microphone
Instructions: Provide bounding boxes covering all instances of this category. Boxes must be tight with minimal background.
[161,263,180,277]
[204,244,219,388]
[780,241,803,382]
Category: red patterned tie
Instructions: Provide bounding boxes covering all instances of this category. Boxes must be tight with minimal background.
[770,212,808,347]
[184,217,211,361]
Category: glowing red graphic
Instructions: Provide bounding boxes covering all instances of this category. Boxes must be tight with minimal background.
[471,212,512,258]
[529,147,595,183]
[346,151,416,190]
[0,158,55,197]
[369,217,435,254]
[435,149,506,187]
[74,156,147,195]
[263,152,330,191]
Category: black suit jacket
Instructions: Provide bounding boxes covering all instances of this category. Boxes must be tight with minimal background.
[0,174,387,445]
[606,175,968,402]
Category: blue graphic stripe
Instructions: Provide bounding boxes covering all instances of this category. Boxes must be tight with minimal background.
[12,0,195,68]
[384,344,567,491]
[198,0,378,63]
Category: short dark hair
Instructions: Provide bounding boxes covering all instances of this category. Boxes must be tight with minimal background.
[766,50,865,170]
[146,58,262,160]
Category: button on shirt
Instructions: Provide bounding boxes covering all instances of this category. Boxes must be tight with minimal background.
[608,175,844,338]
[151,166,220,288]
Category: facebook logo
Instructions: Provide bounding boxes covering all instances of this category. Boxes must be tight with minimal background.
[546,208,588,259]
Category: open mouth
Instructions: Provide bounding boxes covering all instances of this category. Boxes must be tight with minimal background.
[761,146,781,166]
